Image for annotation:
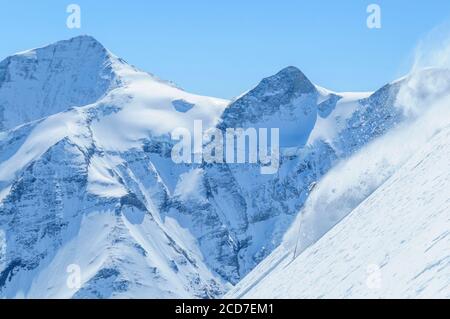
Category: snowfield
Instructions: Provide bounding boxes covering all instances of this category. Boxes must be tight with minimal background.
[227,125,450,299]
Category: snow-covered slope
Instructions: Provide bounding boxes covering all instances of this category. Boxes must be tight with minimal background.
[226,125,450,298]
[0,36,230,298]
[226,67,450,298]
[1,36,448,299]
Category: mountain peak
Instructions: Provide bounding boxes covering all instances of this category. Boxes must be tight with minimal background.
[0,35,119,131]
[276,65,305,77]
[52,35,107,53]
[13,35,108,60]
[259,66,316,95]
[218,66,318,145]
[67,34,102,44]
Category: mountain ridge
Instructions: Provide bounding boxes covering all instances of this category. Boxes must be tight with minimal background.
[1,36,448,298]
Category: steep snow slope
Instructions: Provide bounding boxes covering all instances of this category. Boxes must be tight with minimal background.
[227,124,450,299]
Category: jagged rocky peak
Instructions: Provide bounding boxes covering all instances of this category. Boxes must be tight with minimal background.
[0,35,121,131]
[258,66,316,95]
[219,66,318,136]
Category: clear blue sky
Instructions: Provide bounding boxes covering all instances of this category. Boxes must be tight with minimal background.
[1,0,450,98]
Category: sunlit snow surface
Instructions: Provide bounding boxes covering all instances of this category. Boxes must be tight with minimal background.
[227,125,450,299]
[0,36,229,298]
[227,69,450,298]
[0,36,449,299]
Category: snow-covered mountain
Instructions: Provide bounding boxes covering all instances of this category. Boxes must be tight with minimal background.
[226,125,450,298]
[0,36,448,298]
[226,67,450,299]
[193,67,405,282]
[0,36,121,131]
[0,36,229,298]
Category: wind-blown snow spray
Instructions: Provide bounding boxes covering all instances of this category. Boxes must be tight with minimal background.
[287,27,450,259]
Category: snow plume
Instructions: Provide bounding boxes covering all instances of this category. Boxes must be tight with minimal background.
[412,21,450,71]
[284,28,450,258]
[398,21,450,117]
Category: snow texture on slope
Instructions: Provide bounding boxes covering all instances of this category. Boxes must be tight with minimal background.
[227,125,450,299]
[226,67,450,299]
